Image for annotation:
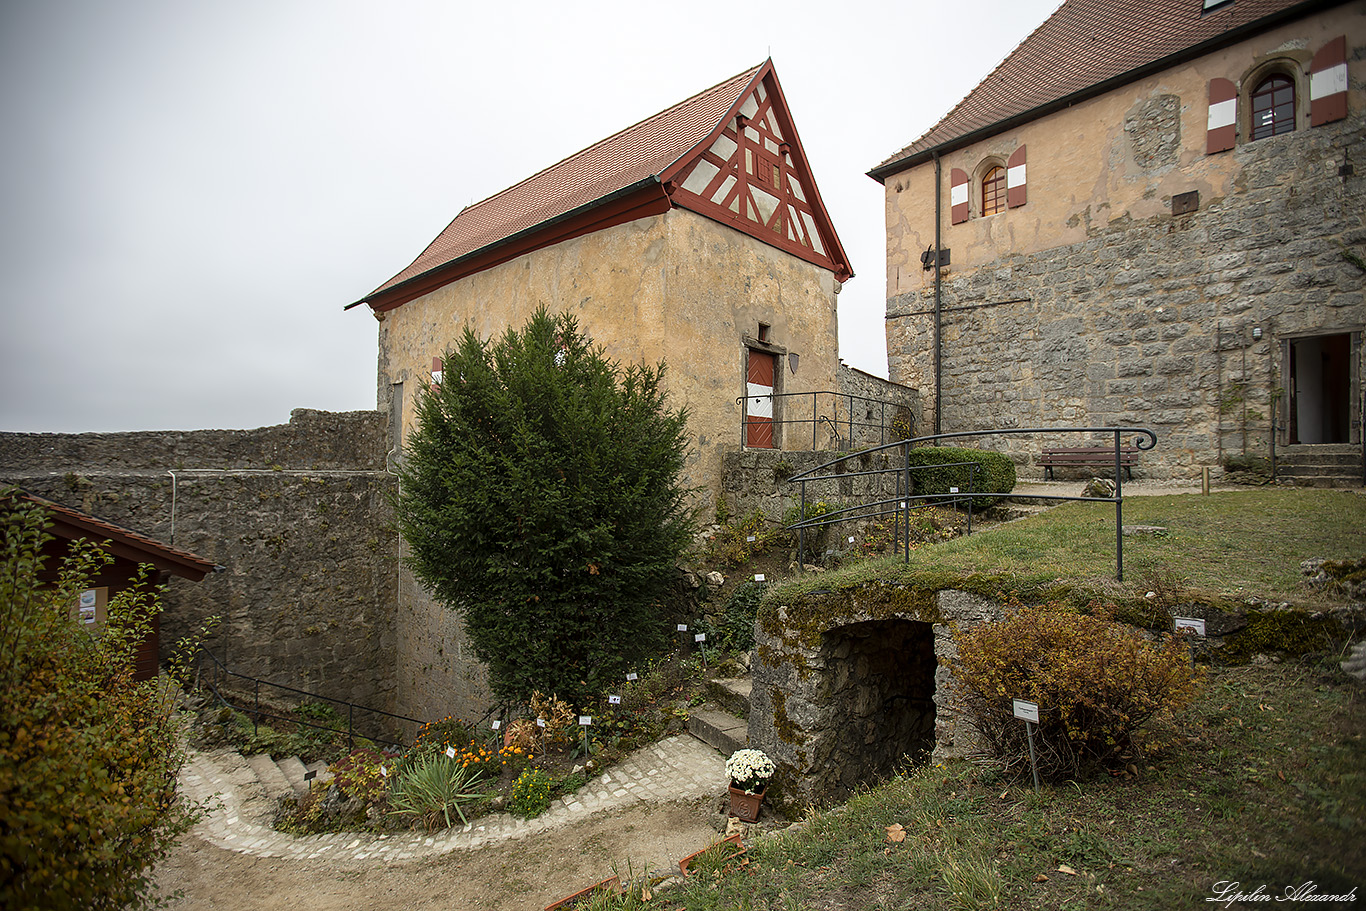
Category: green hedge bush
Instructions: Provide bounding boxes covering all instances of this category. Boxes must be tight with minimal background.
[906,445,1016,509]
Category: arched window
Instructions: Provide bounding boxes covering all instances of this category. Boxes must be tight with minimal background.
[1250,74,1295,140]
[982,166,1006,216]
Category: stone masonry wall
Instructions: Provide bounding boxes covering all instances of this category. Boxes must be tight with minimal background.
[886,100,1365,479]
[837,364,920,447]
[0,410,400,719]
[749,585,1002,808]
[722,449,904,558]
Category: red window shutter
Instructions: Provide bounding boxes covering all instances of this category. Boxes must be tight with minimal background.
[1206,78,1236,154]
[1310,36,1348,127]
[1006,145,1027,209]
[950,168,969,224]
[430,356,443,390]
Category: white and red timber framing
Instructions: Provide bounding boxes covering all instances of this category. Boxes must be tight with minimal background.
[349,59,851,316]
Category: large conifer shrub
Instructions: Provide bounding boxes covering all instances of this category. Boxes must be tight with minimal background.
[395,308,695,708]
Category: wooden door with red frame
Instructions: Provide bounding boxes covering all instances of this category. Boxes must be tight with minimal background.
[746,349,776,448]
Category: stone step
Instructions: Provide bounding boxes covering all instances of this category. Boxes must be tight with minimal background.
[276,755,310,796]
[244,753,294,801]
[1278,458,1362,472]
[687,708,748,756]
[1283,444,1359,456]
[1277,475,1363,489]
[707,677,752,719]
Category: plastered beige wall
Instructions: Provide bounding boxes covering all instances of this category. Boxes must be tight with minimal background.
[377,206,842,719]
[883,7,1363,295]
[378,206,841,511]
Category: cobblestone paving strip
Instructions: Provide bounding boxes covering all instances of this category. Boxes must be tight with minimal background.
[179,735,726,864]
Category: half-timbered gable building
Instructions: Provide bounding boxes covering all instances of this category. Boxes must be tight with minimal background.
[350,61,852,717]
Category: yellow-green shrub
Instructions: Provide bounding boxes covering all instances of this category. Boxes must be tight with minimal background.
[951,603,1200,780]
[0,499,203,909]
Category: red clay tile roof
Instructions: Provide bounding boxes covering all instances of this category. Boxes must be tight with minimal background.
[6,490,218,581]
[371,64,765,296]
[870,0,1322,179]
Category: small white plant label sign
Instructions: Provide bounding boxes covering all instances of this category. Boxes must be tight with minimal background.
[445,746,457,759]
[848,536,855,543]
[754,573,766,582]
[677,624,688,632]
[695,632,706,643]
[380,766,388,778]
[950,486,959,494]
[746,535,756,542]
[536,718,546,728]
[1174,617,1206,636]
[609,695,621,705]
[579,716,592,726]
[491,719,501,730]
[626,672,638,681]
[1012,699,1040,724]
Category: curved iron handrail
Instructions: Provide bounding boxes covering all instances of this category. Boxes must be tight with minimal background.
[784,426,1158,581]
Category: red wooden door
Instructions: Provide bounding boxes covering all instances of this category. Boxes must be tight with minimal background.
[746,350,775,448]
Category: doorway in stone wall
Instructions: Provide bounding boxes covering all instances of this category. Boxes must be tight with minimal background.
[817,618,936,799]
[1288,332,1356,444]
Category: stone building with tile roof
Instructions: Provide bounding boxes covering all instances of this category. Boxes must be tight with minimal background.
[353,60,853,508]
[871,0,1364,484]
[350,62,860,718]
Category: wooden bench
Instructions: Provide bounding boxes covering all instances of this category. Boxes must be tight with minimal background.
[1040,447,1141,480]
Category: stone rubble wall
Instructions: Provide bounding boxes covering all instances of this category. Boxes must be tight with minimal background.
[837,364,921,448]
[749,587,1004,808]
[887,117,1365,478]
[0,409,401,718]
[721,449,905,555]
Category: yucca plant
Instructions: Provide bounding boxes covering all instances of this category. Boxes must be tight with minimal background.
[387,756,488,830]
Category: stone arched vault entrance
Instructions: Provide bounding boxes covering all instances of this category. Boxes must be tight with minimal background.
[816,619,936,800]
[749,587,1001,808]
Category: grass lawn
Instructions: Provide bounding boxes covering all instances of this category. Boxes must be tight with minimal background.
[640,488,1365,910]
[664,662,1362,910]
[768,488,1366,609]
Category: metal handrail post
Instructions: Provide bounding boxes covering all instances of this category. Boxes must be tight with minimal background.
[803,393,814,453]
[798,479,807,568]
[1114,429,1124,581]
[903,442,912,562]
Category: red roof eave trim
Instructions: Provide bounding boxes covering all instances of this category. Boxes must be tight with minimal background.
[8,492,217,581]
[351,180,673,313]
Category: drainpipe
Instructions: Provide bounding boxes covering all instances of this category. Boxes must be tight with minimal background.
[932,151,944,439]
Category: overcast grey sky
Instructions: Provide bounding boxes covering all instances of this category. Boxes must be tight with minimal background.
[0,0,1059,433]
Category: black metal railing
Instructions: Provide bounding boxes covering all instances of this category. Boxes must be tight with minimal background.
[194,648,426,751]
[736,390,914,451]
[784,427,1158,581]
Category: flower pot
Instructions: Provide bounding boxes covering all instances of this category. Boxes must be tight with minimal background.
[727,783,765,822]
[543,875,622,910]
[679,833,746,877]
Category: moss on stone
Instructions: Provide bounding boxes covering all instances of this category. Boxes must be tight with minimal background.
[1220,609,1344,664]
[771,688,801,746]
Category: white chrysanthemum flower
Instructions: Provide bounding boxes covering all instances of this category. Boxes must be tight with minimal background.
[726,748,775,793]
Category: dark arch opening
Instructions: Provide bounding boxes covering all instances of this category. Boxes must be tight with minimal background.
[817,618,936,799]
